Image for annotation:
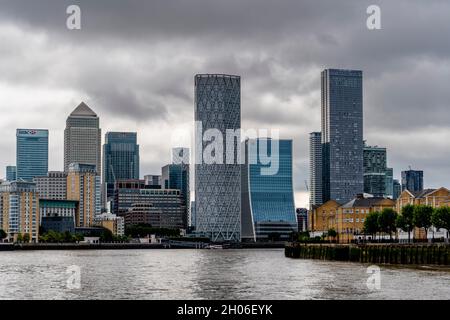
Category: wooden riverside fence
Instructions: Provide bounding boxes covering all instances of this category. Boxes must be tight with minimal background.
[285,242,450,265]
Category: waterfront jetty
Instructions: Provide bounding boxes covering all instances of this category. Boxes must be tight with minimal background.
[285,242,450,266]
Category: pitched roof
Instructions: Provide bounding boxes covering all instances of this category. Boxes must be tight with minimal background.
[410,189,436,198]
[70,102,97,117]
[341,197,395,208]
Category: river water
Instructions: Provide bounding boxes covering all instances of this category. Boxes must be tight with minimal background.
[0,249,449,300]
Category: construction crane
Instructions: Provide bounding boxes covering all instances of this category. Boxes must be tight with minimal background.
[304,180,309,191]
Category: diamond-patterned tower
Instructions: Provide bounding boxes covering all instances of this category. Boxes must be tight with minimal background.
[194,74,241,242]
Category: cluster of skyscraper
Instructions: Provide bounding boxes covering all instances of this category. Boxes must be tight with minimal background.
[1,74,301,243]
[310,69,424,209]
[0,102,191,242]
[1,69,427,244]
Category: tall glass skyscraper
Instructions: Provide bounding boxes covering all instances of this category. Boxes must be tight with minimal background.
[64,102,101,174]
[162,163,189,228]
[309,132,322,208]
[241,139,298,242]
[363,144,387,197]
[385,167,394,198]
[194,74,241,242]
[401,170,423,193]
[321,69,364,204]
[16,129,49,181]
[393,179,402,199]
[102,132,140,204]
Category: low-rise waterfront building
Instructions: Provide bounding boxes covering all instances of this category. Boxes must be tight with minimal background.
[0,181,39,242]
[38,199,77,234]
[336,195,396,243]
[308,200,340,236]
[396,187,450,240]
[123,189,186,230]
[94,212,124,236]
[396,187,450,210]
[41,216,75,234]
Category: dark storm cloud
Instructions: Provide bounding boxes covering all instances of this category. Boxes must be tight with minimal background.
[0,0,450,201]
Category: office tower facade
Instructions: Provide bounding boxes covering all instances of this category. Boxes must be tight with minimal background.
[296,208,308,232]
[363,144,387,197]
[64,102,101,174]
[16,129,49,181]
[401,170,424,193]
[6,166,16,181]
[194,74,241,242]
[123,189,185,230]
[241,139,298,241]
[113,179,149,215]
[33,171,67,200]
[144,175,161,187]
[385,168,394,198]
[321,69,364,204]
[103,132,140,205]
[190,201,196,229]
[309,132,322,208]
[162,164,189,229]
[393,179,402,200]
[66,163,101,227]
[0,181,39,242]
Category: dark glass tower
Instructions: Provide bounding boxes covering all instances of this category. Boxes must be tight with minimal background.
[401,170,423,193]
[309,132,322,207]
[194,74,241,242]
[16,129,49,181]
[363,144,387,197]
[162,163,190,229]
[321,69,364,204]
[6,166,16,181]
[102,132,140,205]
[241,139,298,241]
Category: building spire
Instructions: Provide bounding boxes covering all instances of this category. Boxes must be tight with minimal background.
[70,102,97,117]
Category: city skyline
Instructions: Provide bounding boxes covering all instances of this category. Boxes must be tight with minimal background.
[1,0,450,209]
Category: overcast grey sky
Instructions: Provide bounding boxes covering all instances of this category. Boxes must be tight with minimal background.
[0,0,449,207]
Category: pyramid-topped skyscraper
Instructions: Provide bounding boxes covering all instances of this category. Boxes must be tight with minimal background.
[64,102,101,174]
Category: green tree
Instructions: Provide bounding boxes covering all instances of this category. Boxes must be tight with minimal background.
[100,227,114,242]
[63,231,74,243]
[23,233,30,243]
[413,205,433,240]
[397,204,415,243]
[0,229,7,240]
[432,206,450,240]
[378,208,398,241]
[16,233,23,243]
[74,233,84,243]
[363,211,380,240]
[327,228,337,242]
